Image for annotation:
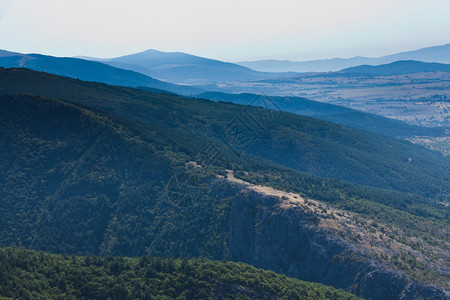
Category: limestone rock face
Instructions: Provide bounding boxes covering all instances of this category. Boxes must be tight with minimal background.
[216,182,449,299]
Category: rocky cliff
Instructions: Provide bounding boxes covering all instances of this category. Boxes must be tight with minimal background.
[212,179,449,299]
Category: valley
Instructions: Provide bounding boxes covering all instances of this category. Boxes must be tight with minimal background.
[0,43,449,299]
[201,70,450,128]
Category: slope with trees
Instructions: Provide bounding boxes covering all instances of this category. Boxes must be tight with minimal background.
[0,68,448,198]
[0,71,449,298]
[0,247,360,300]
[198,91,446,138]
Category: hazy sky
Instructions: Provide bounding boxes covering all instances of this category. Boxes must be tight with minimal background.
[0,0,449,61]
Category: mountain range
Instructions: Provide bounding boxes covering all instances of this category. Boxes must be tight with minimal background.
[237,43,450,72]
[3,48,444,140]
[0,68,449,298]
[1,42,450,299]
[78,49,276,84]
[0,50,200,95]
[3,46,450,91]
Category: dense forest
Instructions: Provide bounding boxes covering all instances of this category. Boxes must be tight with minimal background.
[1,93,447,257]
[0,247,360,299]
[0,68,448,198]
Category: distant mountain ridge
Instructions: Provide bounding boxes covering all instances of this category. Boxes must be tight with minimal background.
[0,50,200,95]
[198,91,446,138]
[237,43,450,72]
[79,49,277,84]
[340,60,450,75]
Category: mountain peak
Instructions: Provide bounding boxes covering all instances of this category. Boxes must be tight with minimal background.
[94,49,265,84]
[0,50,22,57]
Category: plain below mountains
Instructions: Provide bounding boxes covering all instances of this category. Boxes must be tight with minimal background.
[198,91,447,138]
[78,49,278,84]
[0,50,200,95]
[238,43,450,72]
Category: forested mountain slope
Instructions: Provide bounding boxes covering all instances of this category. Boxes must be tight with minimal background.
[0,93,448,299]
[198,91,446,138]
[0,247,360,300]
[0,68,449,199]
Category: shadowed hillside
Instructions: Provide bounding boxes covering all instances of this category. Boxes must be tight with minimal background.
[198,91,446,138]
[0,68,449,198]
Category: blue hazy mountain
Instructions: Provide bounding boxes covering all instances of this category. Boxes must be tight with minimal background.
[237,56,372,73]
[79,49,276,84]
[340,60,450,75]
[0,50,200,95]
[238,43,450,72]
[382,43,450,63]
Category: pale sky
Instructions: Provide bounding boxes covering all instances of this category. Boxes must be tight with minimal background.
[0,0,449,62]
